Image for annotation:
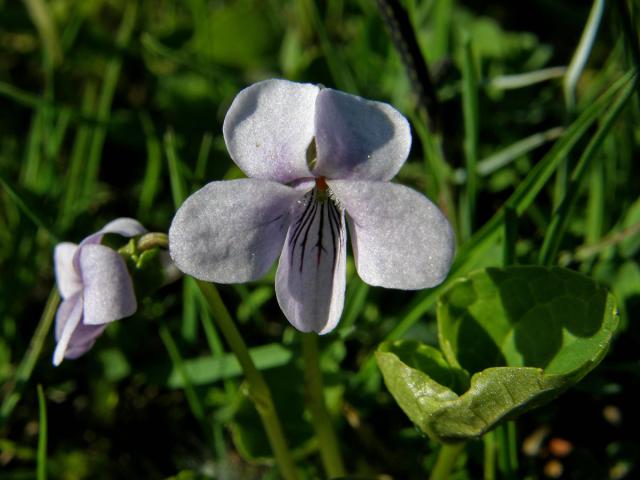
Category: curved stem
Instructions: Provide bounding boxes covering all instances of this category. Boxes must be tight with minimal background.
[301,333,346,478]
[0,289,59,427]
[429,442,465,480]
[196,280,298,480]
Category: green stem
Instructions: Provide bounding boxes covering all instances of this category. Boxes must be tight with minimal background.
[36,384,48,480]
[0,289,59,427]
[137,232,168,251]
[496,422,518,479]
[483,431,496,480]
[301,333,346,478]
[196,280,298,480]
[429,443,465,480]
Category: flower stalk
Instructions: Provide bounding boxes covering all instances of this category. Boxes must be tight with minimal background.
[195,280,298,480]
[430,442,465,480]
[302,333,346,477]
[0,288,59,426]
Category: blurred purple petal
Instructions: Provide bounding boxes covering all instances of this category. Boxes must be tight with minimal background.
[53,293,84,366]
[54,242,81,299]
[78,244,137,325]
[79,217,147,250]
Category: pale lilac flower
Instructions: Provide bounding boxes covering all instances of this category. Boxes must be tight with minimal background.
[53,218,146,365]
[169,79,454,334]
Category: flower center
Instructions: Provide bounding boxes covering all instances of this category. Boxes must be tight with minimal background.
[315,176,328,192]
[315,176,329,202]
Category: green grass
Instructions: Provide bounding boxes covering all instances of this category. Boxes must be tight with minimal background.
[0,1,639,479]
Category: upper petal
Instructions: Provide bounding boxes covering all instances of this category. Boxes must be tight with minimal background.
[79,217,147,248]
[313,88,411,181]
[329,180,455,289]
[78,244,137,325]
[54,242,81,299]
[223,79,318,183]
[275,191,347,334]
[169,179,303,283]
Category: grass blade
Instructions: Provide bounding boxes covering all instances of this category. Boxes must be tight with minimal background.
[0,290,59,427]
[539,72,637,265]
[36,385,47,480]
[563,0,605,112]
[83,2,137,197]
[460,31,479,241]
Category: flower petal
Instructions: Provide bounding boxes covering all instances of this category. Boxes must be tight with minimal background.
[62,323,108,361]
[53,293,84,366]
[80,217,147,248]
[78,244,137,325]
[313,88,411,181]
[54,242,81,299]
[223,79,318,183]
[329,180,455,289]
[275,191,347,334]
[169,179,303,283]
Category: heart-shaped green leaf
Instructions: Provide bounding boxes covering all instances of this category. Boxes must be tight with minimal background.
[377,266,618,443]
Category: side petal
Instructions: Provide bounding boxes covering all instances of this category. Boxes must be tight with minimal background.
[313,88,411,181]
[169,179,303,283]
[54,242,81,299]
[223,79,318,183]
[62,323,108,361]
[275,192,347,334]
[53,293,84,366]
[78,244,137,325]
[329,180,455,289]
[79,217,147,248]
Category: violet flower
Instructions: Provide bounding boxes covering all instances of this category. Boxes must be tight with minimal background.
[53,218,146,365]
[169,79,454,334]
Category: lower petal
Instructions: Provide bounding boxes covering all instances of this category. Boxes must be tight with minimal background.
[275,191,347,334]
[329,180,455,289]
[53,293,84,366]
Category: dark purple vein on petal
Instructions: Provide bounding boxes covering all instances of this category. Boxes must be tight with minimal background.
[327,201,341,273]
[298,203,317,273]
[315,201,327,266]
[289,191,315,246]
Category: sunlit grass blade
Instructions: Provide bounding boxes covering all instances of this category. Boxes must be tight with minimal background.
[301,0,358,93]
[460,31,479,241]
[137,113,163,222]
[36,384,47,480]
[539,72,637,265]
[22,0,62,67]
[165,129,189,208]
[453,126,564,183]
[59,83,96,228]
[489,67,566,90]
[586,156,605,245]
[83,2,137,198]
[339,278,369,335]
[0,172,59,243]
[158,322,216,453]
[430,0,454,61]
[195,132,213,181]
[0,289,59,427]
[181,277,198,343]
[563,0,604,112]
